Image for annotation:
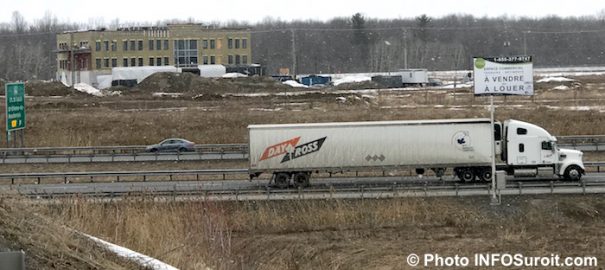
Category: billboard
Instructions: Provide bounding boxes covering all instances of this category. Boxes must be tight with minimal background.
[473,56,533,96]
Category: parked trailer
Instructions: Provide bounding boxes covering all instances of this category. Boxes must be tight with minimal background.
[397,69,428,86]
[248,118,584,188]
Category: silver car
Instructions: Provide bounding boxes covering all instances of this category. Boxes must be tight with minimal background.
[145,138,195,152]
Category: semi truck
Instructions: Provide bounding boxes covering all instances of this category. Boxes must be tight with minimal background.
[248,118,585,188]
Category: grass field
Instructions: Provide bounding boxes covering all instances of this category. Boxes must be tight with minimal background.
[12,75,605,147]
[36,195,605,269]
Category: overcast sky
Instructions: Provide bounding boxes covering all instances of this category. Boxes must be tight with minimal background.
[3,0,605,25]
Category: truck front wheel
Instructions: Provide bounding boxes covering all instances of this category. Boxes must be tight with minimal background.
[563,165,582,181]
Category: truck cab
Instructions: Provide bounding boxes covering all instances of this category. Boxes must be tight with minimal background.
[502,120,585,180]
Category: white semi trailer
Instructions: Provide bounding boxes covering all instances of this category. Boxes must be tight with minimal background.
[248,118,585,188]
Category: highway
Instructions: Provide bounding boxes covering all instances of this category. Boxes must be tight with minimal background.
[0,135,601,164]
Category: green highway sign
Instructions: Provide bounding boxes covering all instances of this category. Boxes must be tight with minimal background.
[5,82,26,131]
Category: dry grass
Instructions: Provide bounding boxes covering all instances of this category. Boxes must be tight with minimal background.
[0,195,140,269]
[36,195,605,269]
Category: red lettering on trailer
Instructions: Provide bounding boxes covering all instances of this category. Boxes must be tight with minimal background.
[259,137,301,161]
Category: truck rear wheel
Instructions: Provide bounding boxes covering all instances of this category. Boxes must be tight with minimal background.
[477,168,492,182]
[459,168,476,182]
[293,172,311,188]
[274,173,291,189]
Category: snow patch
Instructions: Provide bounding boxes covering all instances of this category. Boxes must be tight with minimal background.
[222,73,248,78]
[552,85,570,91]
[537,76,575,83]
[74,83,103,97]
[283,80,308,88]
[82,233,182,270]
[152,92,184,98]
[332,75,371,86]
[248,107,283,112]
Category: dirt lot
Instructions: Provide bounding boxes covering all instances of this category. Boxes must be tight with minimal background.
[6,73,605,147]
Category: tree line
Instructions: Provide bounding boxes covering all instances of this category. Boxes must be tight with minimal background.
[1,11,605,81]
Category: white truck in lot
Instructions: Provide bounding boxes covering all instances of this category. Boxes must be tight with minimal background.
[248,118,585,188]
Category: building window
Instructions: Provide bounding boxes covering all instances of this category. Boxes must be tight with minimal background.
[123,40,128,51]
[202,55,208,65]
[242,55,248,65]
[156,57,162,66]
[173,39,198,67]
[149,57,154,66]
[202,39,208,49]
[164,57,169,65]
[104,41,109,51]
[235,39,240,49]
[111,58,117,67]
[131,58,136,67]
[235,55,241,65]
[111,41,117,51]
[104,58,110,68]
[130,40,136,51]
[210,55,216,64]
[138,40,143,51]
[228,55,234,65]
[149,40,154,50]
[156,40,162,50]
[242,38,247,49]
[164,40,169,50]
[228,38,233,49]
[123,58,128,67]
[95,41,101,51]
[138,57,143,66]
[210,39,215,49]
[96,58,101,69]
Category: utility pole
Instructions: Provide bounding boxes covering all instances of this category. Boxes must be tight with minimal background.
[70,32,75,93]
[291,29,297,78]
[523,31,528,55]
[402,28,408,69]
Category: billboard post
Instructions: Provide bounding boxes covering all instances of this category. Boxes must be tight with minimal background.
[473,56,534,205]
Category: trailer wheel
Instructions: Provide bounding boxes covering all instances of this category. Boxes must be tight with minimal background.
[293,172,311,188]
[274,173,291,189]
[563,165,582,181]
[459,168,476,182]
[478,168,492,182]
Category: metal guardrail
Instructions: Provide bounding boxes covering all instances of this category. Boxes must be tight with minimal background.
[0,168,249,185]
[0,135,601,164]
[20,178,605,201]
[558,135,605,151]
[0,143,248,156]
[0,144,248,164]
[2,162,603,186]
